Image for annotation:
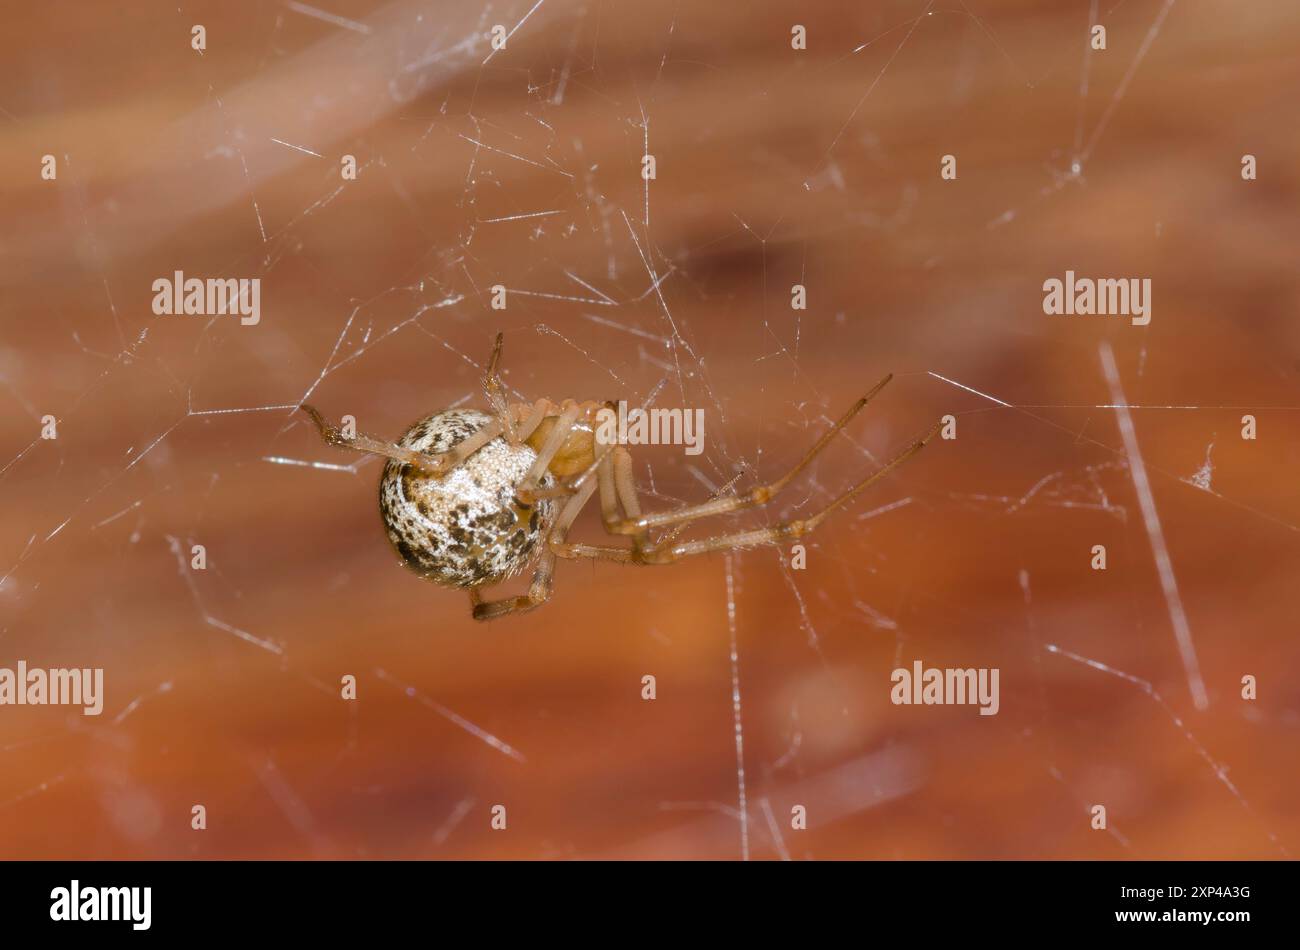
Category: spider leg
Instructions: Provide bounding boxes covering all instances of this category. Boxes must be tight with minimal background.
[482,332,519,443]
[469,476,599,620]
[550,540,636,562]
[608,446,746,550]
[633,421,941,564]
[609,447,650,547]
[513,400,549,445]
[518,439,612,503]
[551,449,739,562]
[550,451,637,562]
[512,404,580,506]
[604,375,895,536]
[468,551,556,621]
[299,404,502,477]
[553,420,937,565]
[650,468,748,551]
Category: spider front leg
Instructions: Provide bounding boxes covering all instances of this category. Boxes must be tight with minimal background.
[552,418,940,566]
[481,332,522,444]
[299,404,502,477]
[603,375,896,539]
[633,420,942,564]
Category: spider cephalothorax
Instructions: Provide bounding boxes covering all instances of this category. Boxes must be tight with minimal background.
[302,333,938,621]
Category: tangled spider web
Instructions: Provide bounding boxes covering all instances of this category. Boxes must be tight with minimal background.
[1,0,1297,859]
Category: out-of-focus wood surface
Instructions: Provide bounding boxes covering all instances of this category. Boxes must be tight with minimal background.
[1,0,1298,858]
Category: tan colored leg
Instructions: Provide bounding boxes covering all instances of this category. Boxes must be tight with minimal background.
[635,421,941,563]
[513,404,580,505]
[300,403,502,477]
[469,551,556,621]
[605,376,895,535]
[481,332,519,442]
[609,447,653,550]
[513,400,549,445]
[470,477,599,620]
[549,454,637,562]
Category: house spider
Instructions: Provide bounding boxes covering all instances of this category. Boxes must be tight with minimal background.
[301,334,939,621]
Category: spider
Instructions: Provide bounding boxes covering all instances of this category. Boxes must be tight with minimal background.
[301,333,939,621]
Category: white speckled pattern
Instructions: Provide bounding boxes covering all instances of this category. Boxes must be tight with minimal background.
[378,409,557,588]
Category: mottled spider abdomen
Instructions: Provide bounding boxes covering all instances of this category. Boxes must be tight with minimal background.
[378,409,556,588]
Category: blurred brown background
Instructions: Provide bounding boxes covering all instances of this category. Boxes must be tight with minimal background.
[1,0,1298,859]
